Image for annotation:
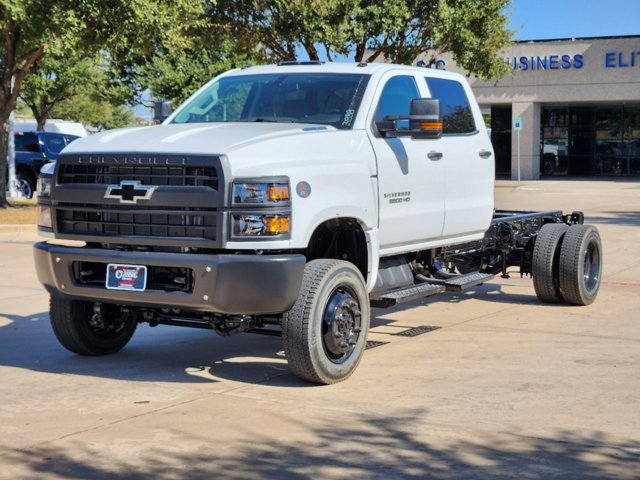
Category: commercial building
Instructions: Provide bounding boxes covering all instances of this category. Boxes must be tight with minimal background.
[433,35,640,179]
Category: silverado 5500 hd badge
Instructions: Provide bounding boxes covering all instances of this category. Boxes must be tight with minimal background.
[384,191,411,204]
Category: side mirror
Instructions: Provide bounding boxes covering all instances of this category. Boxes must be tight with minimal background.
[375,98,442,140]
[408,98,442,139]
[154,100,173,124]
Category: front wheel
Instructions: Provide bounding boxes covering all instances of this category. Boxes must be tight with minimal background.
[282,259,370,384]
[50,297,137,355]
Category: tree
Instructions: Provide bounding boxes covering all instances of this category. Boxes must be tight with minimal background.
[213,0,512,79]
[20,52,110,130]
[144,39,260,106]
[50,93,136,131]
[0,0,204,207]
[0,0,54,206]
[141,3,262,106]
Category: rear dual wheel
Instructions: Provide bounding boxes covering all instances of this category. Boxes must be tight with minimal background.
[533,224,602,306]
[532,223,568,303]
[559,225,602,305]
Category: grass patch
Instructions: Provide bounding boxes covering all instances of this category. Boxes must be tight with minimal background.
[0,198,37,224]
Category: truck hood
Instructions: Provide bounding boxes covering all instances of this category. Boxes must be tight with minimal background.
[63,122,340,155]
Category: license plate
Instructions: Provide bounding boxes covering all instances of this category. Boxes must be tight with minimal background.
[106,264,147,291]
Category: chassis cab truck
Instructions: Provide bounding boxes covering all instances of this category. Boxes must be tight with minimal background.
[34,63,603,384]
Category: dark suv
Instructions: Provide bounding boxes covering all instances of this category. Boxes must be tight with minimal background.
[11,131,79,198]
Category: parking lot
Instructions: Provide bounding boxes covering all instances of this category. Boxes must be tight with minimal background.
[1,179,639,479]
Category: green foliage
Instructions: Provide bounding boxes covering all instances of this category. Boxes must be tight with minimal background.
[20,52,121,129]
[141,2,262,105]
[50,93,136,131]
[430,0,512,79]
[0,0,204,205]
[145,39,259,105]
[146,1,513,109]
[14,98,31,117]
[211,0,512,79]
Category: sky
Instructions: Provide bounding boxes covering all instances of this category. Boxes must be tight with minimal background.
[508,0,640,40]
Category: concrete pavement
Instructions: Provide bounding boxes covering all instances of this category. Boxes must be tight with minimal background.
[1,180,639,479]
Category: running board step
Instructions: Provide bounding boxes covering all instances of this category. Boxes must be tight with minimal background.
[444,272,494,292]
[372,283,446,308]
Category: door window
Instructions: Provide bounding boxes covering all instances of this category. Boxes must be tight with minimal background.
[425,77,476,134]
[375,76,420,131]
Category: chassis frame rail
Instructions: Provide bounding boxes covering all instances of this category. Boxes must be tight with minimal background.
[439,209,584,279]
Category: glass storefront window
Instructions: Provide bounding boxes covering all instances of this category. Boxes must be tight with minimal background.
[595,107,623,175]
[541,109,569,175]
[624,107,640,175]
[541,105,640,177]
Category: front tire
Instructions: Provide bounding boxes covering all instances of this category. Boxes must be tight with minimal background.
[50,297,137,355]
[282,259,370,385]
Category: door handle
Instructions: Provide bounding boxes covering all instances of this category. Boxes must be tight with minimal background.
[427,151,443,161]
[479,150,492,159]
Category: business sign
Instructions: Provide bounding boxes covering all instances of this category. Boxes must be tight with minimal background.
[506,50,640,72]
[505,54,584,71]
[604,51,639,68]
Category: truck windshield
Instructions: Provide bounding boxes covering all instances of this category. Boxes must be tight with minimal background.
[171,73,370,130]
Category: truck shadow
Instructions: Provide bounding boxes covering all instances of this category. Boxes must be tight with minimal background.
[0,283,559,387]
[0,311,298,386]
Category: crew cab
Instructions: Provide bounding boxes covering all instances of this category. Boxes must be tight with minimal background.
[34,63,602,384]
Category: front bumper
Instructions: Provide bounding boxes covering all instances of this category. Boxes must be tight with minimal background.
[34,242,305,315]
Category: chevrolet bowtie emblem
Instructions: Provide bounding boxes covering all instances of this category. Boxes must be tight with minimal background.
[104,181,157,204]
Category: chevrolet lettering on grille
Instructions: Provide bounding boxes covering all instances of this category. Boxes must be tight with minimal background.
[104,181,157,204]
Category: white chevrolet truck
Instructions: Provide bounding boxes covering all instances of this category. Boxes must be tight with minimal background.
[34,62,603,384]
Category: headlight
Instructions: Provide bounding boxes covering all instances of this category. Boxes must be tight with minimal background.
[37,177,52,197]
[232,214,290,237]
[232,182,290,204]
[37,205,52,229]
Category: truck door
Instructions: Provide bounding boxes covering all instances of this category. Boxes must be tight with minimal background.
[423,76,494,238]
[369,72,445,251]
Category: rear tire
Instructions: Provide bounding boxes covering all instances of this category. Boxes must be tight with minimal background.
[282,259,369,385]
[50,297,137,355]
[532,223,568,303]
[559,225,603,305]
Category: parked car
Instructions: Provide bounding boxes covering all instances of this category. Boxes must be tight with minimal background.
[10,131,79,198]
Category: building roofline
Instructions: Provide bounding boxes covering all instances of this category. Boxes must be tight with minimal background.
[515,34,640,43]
